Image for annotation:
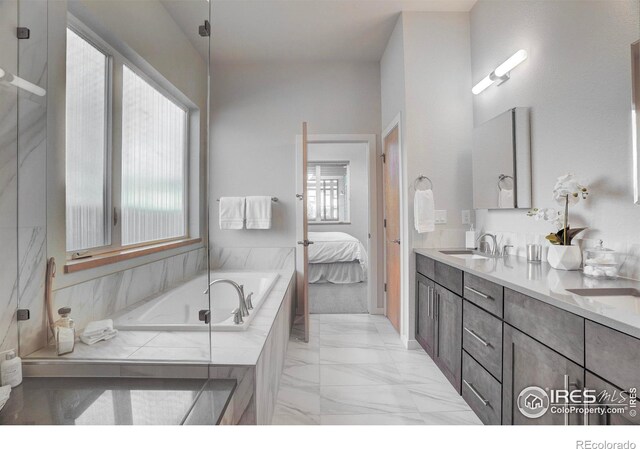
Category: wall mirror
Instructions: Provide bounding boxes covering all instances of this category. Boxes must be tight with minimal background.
[633,40,640,204]
[472,107,531,210]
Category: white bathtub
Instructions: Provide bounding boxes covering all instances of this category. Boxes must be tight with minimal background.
[113,271,279,331]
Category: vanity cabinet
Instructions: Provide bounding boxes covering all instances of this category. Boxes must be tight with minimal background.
[415,255,462,393]
[502,324,585,425]
[433,283,463,393]
[415,252,638,426]
[416,273,436,357]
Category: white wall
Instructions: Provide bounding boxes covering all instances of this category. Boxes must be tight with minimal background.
[380,12,474,346]
[308,142,369,246]
[471,0,640,278]
[209,61,382,248]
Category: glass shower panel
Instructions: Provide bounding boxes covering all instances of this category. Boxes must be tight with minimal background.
[0,0,19,355]
[16,0,211,365]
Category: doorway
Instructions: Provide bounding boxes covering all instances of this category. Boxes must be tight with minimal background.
[382,122,401,332]
[295,134,378,318]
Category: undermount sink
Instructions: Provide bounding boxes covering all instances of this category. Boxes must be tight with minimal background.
[439,250,490,260]
[566,288,640,300]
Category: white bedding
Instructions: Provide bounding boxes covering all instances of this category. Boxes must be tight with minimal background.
[308,262,365,284]
[308,232,367,264]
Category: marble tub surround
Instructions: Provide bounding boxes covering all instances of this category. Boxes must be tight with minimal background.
[415,248,640,340]
[25,267,295,366]
[210,246,295,271]
[0,377,236,425]
[271,314,481,425]
[30,248,208,352]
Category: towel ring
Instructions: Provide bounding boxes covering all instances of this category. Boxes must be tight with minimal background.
[497,174,513,191]
[413,175,433,191]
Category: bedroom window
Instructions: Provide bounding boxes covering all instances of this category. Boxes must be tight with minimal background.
[307,162,350,223]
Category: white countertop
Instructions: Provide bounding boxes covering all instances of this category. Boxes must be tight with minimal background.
[414,248,640,339]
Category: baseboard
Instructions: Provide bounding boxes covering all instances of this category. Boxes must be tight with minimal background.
[401,336,420,350]
[369,308,384,315]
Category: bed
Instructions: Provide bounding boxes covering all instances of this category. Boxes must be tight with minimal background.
[307,232,367,284]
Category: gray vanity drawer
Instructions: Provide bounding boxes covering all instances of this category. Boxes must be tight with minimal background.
[463,301,503,380]
[504,288,584,365]
[585,321,640,391]
[462,351,501,425]
[463,273,504,318]
[435,261,463,296]
[416,254,435,279]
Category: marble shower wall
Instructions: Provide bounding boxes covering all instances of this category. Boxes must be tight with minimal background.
[20,248,207,356]
[210,246,295,271]
[0,0,19,354]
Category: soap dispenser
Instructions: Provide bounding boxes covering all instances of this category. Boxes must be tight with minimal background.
[465,224,477,249]
[1,350,22,387]
[54,307,75,356]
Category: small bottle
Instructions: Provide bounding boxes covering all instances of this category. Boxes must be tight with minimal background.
[1,350,22,387]
[54,307,75,356]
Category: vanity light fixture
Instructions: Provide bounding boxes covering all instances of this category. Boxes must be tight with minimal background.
[472,49,528,95]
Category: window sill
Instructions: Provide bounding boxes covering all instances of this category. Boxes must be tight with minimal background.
[63,238,202,274]
[308,222,352,225]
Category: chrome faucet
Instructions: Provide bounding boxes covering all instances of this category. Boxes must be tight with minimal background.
[477,233,498,256]
[205,279,249,318]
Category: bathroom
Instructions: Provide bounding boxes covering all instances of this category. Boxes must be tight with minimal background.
[0,0,640,444]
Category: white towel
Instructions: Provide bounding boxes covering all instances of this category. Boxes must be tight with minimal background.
[245,196,272,229]
[414,189,435,233]
[0,385,10,412]
[81,319,118,345]
[498,189,514,208]
[82,319,114,338]
[219,197,245,230]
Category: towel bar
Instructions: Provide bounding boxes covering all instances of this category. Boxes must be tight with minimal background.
[216,197,278,202]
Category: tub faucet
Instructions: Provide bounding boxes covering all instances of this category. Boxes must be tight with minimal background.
[205,279,249,318]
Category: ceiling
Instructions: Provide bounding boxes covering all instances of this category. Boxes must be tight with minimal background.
[162,0,477,63]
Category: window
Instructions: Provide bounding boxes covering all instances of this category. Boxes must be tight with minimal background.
[307,162,350,223]
[121,66,187,246]
[64,23,191,257]
[65,28,110,251]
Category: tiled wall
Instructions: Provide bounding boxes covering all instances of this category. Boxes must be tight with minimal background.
[20,248,207,356]
[210,246,295,271]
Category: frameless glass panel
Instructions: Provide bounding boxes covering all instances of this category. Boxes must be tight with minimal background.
[65,28,109,251]
[121,66,187,246]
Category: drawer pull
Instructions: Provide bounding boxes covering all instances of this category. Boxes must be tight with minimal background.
[464,286,492,300]
[464,327,490,347]
[463,379,489,406]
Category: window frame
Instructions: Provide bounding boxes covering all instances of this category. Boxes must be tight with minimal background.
[307,161,351,224]
[65,21,114,254]
[64,16,191,260]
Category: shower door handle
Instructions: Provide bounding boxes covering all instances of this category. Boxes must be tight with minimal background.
[198,309,211,324]
[298,240,314,247]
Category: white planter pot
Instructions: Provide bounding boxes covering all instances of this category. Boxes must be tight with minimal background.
[547,245,582,271]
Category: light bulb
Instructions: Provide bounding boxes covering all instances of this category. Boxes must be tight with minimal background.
[472,74,494,95]
[494,49,528,78]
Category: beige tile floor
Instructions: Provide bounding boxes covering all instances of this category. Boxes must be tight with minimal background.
[271,313,482,425]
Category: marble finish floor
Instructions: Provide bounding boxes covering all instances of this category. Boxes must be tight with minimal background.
[271,313,482,425]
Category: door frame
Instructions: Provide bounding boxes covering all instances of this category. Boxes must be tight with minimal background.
[295,133,380,315]
[382,113,409,343]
